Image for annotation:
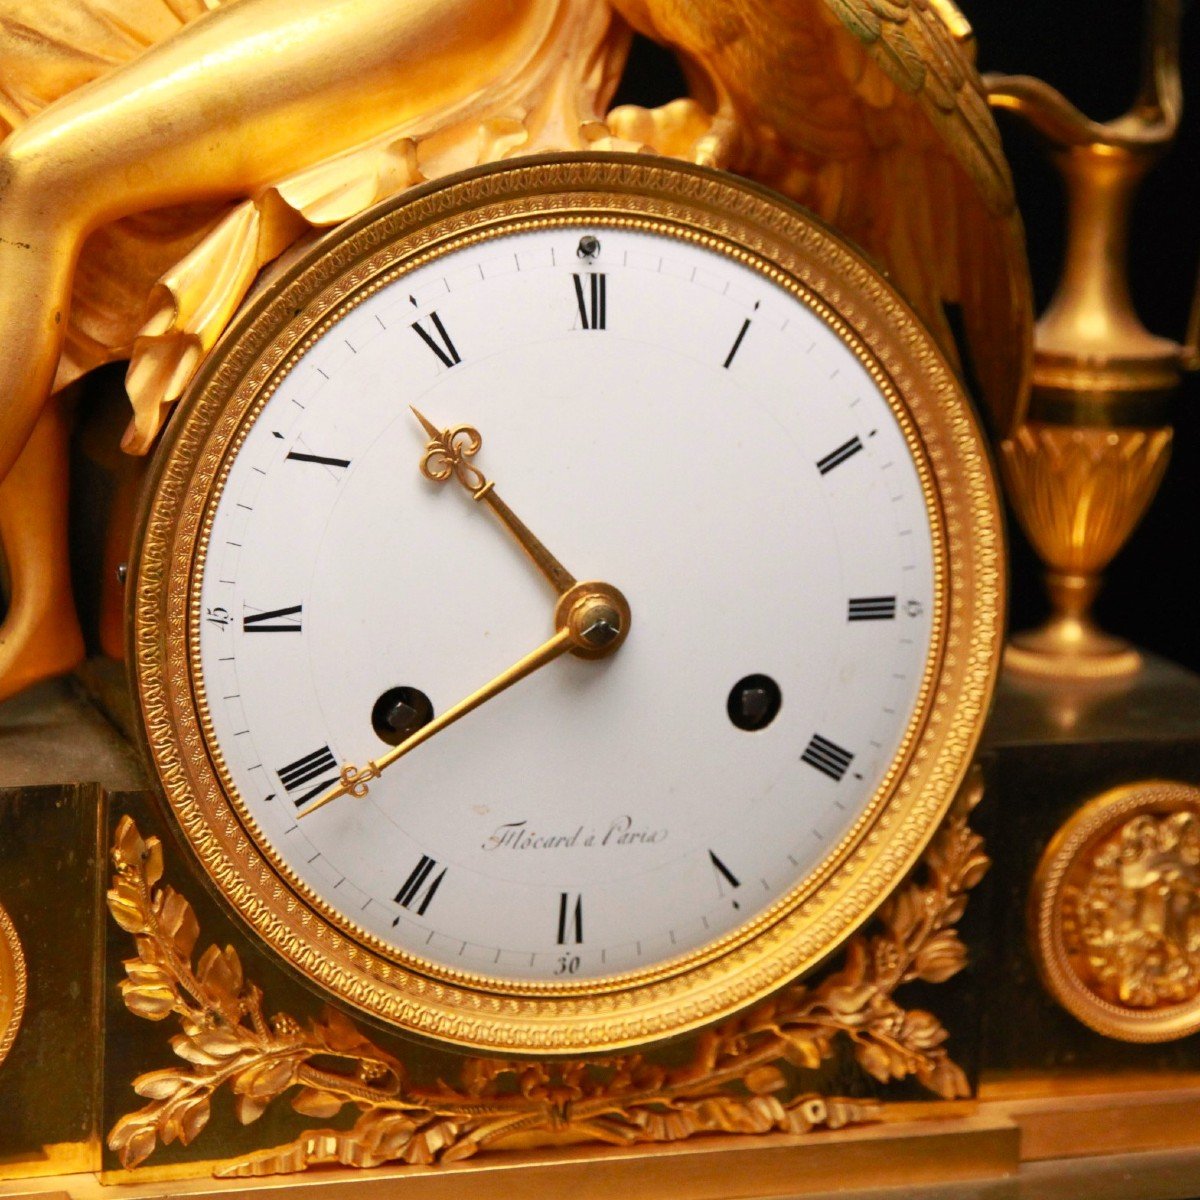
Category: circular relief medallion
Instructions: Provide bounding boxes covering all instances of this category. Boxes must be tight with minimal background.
[1032,780,1200,1041]
[0,899,27,1069]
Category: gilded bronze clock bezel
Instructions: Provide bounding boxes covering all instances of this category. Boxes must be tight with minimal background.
[130,154,1004,1053]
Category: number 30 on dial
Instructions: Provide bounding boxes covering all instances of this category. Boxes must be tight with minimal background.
[133,156,1003,1053]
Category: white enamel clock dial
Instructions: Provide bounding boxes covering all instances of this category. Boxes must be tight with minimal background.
[196,223,934,982]
[135,157,1001,1051]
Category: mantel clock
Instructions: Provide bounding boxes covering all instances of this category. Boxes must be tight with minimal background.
[129,154,1002,1055]
[6,0,1199,1194]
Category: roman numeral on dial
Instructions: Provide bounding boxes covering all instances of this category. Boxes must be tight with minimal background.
[708,850,742,907]
[723,318,751,368]
[848,596,897,621]
[242,603,303,633]
[572,273,606,330]
[411,311,461,368]
[801,734,855,782]
[277,745,339,806]
[556,892,584,944]
[816,436,864,475]
[393,855,446,918]
[286,451,350,469]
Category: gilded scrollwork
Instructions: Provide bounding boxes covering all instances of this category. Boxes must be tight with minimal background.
[107,770,988,1175]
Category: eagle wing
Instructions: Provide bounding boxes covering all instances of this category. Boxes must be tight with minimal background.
[823,0,1031,436]
[613,0,1032,436]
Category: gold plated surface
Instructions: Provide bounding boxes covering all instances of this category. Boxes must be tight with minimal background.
[1000,423,1172,679]
[986,0,1196,680]
[986,0,1186,382]
[129,155,1004,1053]
[22,1114,1027,1200]
[20,1098,1200,1200]
[106,772,986,1175]
[0,0,1029,463]
[1031,780,1200,1042]
[0,897,27,1071]
[0,0,1031,708]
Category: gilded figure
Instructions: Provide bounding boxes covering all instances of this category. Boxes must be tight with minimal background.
[0,0,1031,699]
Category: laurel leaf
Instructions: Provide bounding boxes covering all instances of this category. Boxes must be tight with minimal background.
[854,1041,893,1084]
[440,1138,480,1164]
[195,945,236,997]
[121,980,177,1020]
[157,889,200,959]
[899,1008,948,1051]
[823,982,876,1018]
[111,817,148,872]
[941,893,969,926]
[317,1005,362,1051]
[360,1112,419,1158]
[172,1028,248,1066]
[919,1055,970,1099]
[883,885,921,940]
[836,938,869,986]
[107,884,148,934]
[176,1094,211,1145]
[234,1092,268,1125]
[914,930,967,983]
[110,1118,158,1169]
[780,1032,825,1070]
[292,1088,346,1118]
[459,1057,503,1098]
[133,1069,190,1100]
[124,959,171,985]
[143,838,165,889]
[234,1057,297,1101]
[959,853,991,891]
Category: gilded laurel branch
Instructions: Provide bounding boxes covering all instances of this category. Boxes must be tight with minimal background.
[105,818,408,1171]
[106,775,987,1177]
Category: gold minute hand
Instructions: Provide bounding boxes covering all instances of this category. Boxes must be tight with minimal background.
[299,627,574,819]
[410,407,576,595]
[298,582,630,819]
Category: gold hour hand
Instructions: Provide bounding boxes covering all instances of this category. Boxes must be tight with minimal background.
[298,582,630,818]
[411,407,577,595]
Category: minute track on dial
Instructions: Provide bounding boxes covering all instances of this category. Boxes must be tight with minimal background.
[152,158,996,1038]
